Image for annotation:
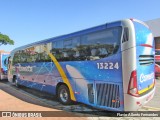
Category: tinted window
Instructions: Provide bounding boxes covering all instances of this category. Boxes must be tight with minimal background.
[34,43,52,62]
[122,27,129,43]
[79,27,121,60]
[13,51,21,65]
[51,37,80,61]
[51,27,122,61]
[13,43,52,64]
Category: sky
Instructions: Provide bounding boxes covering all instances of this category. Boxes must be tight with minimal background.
[0,0,160,51]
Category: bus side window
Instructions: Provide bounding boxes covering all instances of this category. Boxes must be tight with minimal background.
[99,47,108,56]
[122,27,129,43]
[53,37,81,61]
[52,41,64,61]
[13,50,21,65]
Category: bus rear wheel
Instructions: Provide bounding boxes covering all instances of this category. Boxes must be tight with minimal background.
[57,85,72,105]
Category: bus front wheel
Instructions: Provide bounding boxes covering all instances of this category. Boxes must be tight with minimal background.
[57,85,72,105]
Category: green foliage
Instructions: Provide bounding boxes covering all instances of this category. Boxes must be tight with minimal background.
[0,33,14,45]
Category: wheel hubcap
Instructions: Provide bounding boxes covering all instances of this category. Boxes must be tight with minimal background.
[60,89,68,103]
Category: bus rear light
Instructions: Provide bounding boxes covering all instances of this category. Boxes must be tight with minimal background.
[128,70,139,97]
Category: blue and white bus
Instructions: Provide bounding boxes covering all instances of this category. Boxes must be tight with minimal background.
[8,19,155,111]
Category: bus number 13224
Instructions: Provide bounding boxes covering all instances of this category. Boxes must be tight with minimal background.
[97,62,119,70]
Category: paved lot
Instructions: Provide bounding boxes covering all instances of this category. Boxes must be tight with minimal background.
[0,80,160,120]
[0,81,87,120]
[141,79,160,111]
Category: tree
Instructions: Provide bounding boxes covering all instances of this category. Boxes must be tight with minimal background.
[0,33,14,46]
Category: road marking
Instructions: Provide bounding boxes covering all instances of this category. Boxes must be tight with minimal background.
[143,106,160,110]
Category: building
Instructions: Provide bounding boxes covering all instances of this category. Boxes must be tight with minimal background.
[145,18,160,49]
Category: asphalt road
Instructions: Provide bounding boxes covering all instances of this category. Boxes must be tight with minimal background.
[0,81,103,118]
[141,79,160,111]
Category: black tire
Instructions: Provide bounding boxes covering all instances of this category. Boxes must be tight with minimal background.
[57,85,72,105]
